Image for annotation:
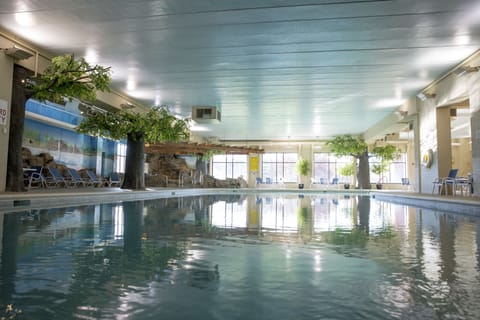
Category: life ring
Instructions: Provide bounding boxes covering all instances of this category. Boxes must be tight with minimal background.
[422,149,433,168]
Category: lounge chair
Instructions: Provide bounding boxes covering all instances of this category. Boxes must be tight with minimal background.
[107,172,122,187]
[65,168,89,187]
[24,166,46,189]
[46,166,67,187]
[86,170,104,187]
[432,169,458,194]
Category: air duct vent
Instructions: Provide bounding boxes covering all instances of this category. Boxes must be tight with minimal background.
[192,106,221,123]
[2,47,33,60]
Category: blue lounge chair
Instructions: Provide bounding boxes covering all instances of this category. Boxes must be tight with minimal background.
[86,170,104,187]
[107,172,122,187]
[432,169,458,194]
[46,166,67,188]
[66,168,88,187]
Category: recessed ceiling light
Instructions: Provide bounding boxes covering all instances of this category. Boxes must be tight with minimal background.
[84,48,98,63]
[15,12,35,27]
[127,79,136,91]
[375,98,405,108]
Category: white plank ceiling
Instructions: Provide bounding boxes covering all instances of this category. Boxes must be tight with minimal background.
[1,0,479,141]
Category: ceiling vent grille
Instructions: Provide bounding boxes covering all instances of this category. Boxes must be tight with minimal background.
[192,106,221,123]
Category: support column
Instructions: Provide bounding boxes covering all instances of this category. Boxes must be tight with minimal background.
[436,108,452,178]
[0,53,14,192]
[471,109,480,195]
[298,144,312,187]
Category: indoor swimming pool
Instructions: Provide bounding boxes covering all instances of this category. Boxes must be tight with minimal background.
[1,193,479,319]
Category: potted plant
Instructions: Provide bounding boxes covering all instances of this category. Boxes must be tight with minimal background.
[371,160,388,189]
[296,157,310,189]
[339,162,355,189]
[370,144,399,190]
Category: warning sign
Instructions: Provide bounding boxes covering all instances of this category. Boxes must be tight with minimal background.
[0,100,8,126]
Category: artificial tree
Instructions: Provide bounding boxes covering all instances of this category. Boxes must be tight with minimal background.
[77,107,190,190]
[326,135,398,189]
[6,54,111,192]
[326,135,371,189]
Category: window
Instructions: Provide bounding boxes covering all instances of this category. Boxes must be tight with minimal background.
[369,153,407,183]
[262,153,298,183]
[212,154,247,180]
[313,153,353,183]
[114,142,127,173]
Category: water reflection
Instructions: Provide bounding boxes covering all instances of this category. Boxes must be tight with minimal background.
[1,194,480,319]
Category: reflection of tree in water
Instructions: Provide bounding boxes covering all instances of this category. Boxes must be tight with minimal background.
[322,196,395,249]
[49,202,188,319]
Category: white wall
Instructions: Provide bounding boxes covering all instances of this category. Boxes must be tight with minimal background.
[416,53,480,195]
[0,38,14,192]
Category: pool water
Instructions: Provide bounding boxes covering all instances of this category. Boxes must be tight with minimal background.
[1,193,480,319]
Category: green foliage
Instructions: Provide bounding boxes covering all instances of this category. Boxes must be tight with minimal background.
[201,149,224,161]
[30,54,111,103]
[297,206,311,228]
[371,144,399,182]
[371,161,389,176]
[339,162,355,177]
[326,135,368,158]
[77,106,190,143]
[324,227,368,246]
[371,144,399,162]
[296,157,311,176]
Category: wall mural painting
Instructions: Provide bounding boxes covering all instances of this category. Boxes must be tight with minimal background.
[23,118,98,170]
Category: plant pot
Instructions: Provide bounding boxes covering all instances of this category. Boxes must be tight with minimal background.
[344,183,350,189]
[376,183,383,190]
[298,183,304,189]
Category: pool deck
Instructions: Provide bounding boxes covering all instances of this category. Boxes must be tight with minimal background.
[0,187,479,215]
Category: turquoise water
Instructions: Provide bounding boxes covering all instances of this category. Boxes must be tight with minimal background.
[1,194,480,319]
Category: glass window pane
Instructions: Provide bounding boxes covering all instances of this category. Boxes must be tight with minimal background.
[284,163,297,182]
[314,163,328,181]
[226,162,233,178]
[262,163,275,180]
[233,154,247,162]
[213,154,227,162]
[390,162,405,183]
[262,153,276,162]
[314,153,328,162]
[283,153,298,162]
[213,163,226,180]
[233,163,247,179]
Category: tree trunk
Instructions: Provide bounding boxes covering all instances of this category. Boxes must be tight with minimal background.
[357,151,371,189]
[6,65,33,192]
[122,132,145,190]
[357,195,370,232]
